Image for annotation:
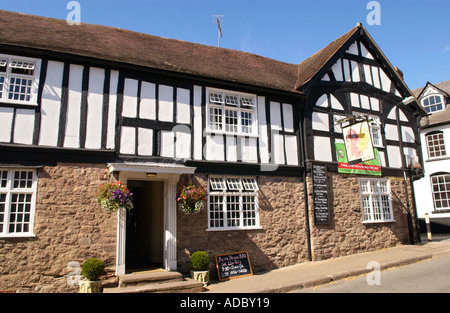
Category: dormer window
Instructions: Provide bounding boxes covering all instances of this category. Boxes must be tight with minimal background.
[422,95,444,113]
[0,54,41,105]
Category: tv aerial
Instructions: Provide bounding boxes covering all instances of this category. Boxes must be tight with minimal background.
[211,15,224,47]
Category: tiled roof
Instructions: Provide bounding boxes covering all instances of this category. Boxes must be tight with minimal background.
[0,10,300,93]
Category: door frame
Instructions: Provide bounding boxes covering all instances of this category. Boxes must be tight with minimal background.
[107,163,196,275]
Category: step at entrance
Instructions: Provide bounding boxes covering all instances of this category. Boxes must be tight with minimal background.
[103,271,204,293]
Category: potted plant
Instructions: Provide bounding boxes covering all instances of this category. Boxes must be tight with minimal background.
[177,183,207,214]
[97,181,134,212]
[190,251,211,286]
[79,258,105,293]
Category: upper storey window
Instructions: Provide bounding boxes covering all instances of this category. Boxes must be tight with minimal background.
[422,95,444,113]
[0,54,41,106]
[207,88,258,136]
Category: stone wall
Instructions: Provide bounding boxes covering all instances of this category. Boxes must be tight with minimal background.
[0,163,117,293]
[177,174,310,277]
[307,173,418,261]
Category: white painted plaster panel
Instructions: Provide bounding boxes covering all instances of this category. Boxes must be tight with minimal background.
[351,60,360,82]
[312,112,329,131]
[343,59,351,82]
[399,109,408,122]
[282,103,294,132]
[314,136,332,162]
[226,135,237,162]
[63,64,83,148]
[350,93,360,108]
[13,109,35,144]
[385,124,399,141]
[360,95,370,109]
[346,41,359,55]
[106,70,119,149]
[241,137,258,163]
[370,97,379,111]
[206,134,224,161]
[257,96,269,164]
[387,145,402,168]
[285,135,299,166]
[379,69,391,93]
[378,150,386,167]
[271,133,285,165]
[85,67,105,149]
[0,107,13,142]
[321,73,330,81]
[363,64,372,85]
[158,85,174,122]
[402,126,415,143]
[122,78,138,118]
[372,66,381,89]
[270,101,282,131]
[387,108,396,120]
[360,43,374,59]
[193,86,203,160]
[331,59,343,81]
[160,130,175,158]
[175,130,191,159]
[316,94,328,108]
[403,147,417,167]
[139,81,156,120]
[176,88,190,124]
[330,94,344,110]
[39,60,64,147]
[120,126,135,155]
[137,128,153,156]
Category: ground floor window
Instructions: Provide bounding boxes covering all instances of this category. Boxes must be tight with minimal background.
[431,173,450,210]
[207,176,260,230]
[0,169,37,237]
[359,178,394,222]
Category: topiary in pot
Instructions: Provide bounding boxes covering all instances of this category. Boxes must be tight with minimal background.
[190,251,210,286]
[79,258,105,293]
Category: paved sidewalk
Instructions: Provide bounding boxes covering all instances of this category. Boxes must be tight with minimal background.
[205,240,450,293]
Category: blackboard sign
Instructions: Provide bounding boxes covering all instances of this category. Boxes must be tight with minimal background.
[312,164,330,224]
[215,251,253,281]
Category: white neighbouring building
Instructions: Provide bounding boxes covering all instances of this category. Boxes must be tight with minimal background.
[413,81,450,232]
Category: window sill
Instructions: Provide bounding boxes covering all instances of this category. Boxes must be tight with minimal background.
[0,233,36,239]
[206,226,263,232]
[362,220,396,224]
[205,130,259,138]
[425,156,450,162]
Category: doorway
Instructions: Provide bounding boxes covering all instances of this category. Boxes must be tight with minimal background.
[125,180,164,272]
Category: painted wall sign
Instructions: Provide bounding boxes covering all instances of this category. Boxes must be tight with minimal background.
[215,251,253,281]
[312,163,330,225]
[342,119,375,165]
[335,142,381,176]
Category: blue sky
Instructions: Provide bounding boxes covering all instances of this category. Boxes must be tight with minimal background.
[1,0,449,90]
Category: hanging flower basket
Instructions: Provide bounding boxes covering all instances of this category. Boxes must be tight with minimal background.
[97,181,134,212]
[177,183,207,214]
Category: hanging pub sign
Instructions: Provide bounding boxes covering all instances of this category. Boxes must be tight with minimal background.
[342,119,375,165]
[312,163,330,225]
[335,142,381,176]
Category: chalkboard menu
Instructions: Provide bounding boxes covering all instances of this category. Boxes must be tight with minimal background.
[215,251,253,281]
[312,164,330,224]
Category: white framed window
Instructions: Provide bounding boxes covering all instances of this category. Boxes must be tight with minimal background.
[426,131,446,159]
[430,174,450,211]
[422,95,444,113]
[359,178,394,223]
[0,169,37,237]
[369,116,382,147]
[207,176,260,230]
[0,54,41,105]
[207,88,258,136]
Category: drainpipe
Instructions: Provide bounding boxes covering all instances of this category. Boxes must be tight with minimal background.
[395,104,415,244]
[300,107,313,261]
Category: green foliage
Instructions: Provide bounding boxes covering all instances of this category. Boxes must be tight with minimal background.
[81,258,105,281]
[190,251,210,271]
